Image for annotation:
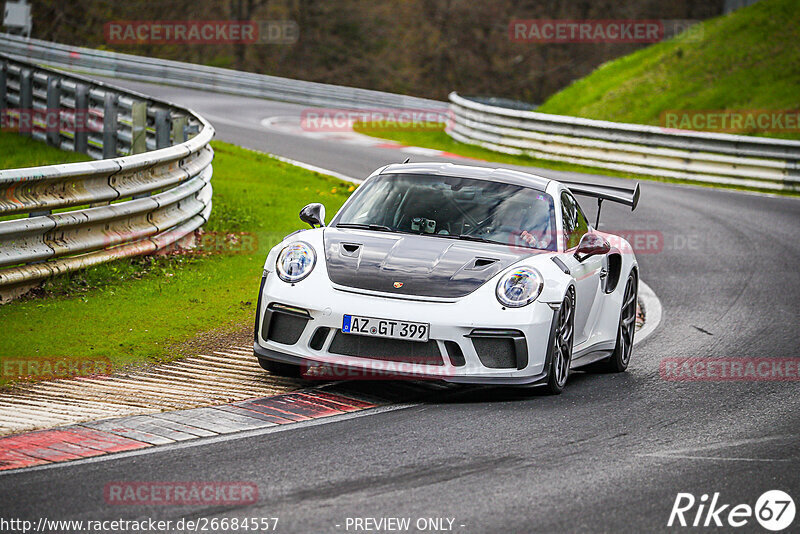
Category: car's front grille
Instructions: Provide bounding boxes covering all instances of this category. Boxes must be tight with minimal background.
[328,332,444,366]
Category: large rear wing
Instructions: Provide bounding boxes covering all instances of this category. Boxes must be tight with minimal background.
[559,180,640,226]
[560,180,640,210]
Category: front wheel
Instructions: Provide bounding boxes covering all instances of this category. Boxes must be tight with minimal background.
[542,291,575,395]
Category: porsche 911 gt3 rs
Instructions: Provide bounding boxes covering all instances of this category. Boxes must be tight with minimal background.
[253,162,640,394]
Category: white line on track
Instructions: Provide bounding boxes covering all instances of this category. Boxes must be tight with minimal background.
[641,435,795,455]
[637,435,798,463]
[639,454,792,463]
[266,152,363,184]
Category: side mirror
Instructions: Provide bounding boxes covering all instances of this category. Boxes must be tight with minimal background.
[574,233,610,262]
[300,203,326,228]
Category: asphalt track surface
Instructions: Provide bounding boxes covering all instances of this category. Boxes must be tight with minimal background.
[2,79,799,533]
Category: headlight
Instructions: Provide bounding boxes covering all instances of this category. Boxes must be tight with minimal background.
[276,242,316,283]
[496,267,543,307]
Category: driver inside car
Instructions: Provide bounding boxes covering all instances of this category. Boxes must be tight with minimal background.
[483,198,555,251]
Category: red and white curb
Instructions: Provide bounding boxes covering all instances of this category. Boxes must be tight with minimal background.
[0,387,387,472]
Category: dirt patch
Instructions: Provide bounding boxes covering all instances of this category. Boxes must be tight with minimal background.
[168,322,253,362]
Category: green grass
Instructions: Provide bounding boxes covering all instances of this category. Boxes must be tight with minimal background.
[352,123,799,196]
[536,0,800,139]
[0,141,356,386]
[0,131,92,169]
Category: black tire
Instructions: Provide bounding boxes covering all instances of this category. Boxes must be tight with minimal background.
[596,273,638,373]
[257,358,302,378]
[542,291,575,395]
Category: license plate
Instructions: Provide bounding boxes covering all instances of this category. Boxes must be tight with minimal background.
[342,314,429,342]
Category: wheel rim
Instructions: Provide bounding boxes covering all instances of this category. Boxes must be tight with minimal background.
[618,277,637,365]
[553,295,574,387]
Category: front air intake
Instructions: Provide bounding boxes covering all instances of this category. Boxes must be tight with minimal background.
[262,303,311,345]
[467,329,528,369]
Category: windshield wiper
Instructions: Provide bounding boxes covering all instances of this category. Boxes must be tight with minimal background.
[432,233,497,244]
[455,234,492,243]
[336,223,395,232]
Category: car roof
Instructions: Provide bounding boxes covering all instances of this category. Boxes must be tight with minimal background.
[379,162,552,191]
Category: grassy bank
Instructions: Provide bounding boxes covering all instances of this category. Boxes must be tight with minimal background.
[0,141,355,386]
[536,0,799,139]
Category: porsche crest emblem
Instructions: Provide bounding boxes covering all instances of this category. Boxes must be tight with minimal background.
[393,281,404,288]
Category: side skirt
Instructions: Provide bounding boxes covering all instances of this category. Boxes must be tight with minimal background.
[570,341,616,369]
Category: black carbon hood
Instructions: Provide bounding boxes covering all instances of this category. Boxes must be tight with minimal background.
[323,228,536,298]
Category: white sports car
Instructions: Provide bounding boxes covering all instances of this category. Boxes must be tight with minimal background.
[254,163,640,394]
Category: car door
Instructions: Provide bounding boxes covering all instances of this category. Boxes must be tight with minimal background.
[559,191,604,346]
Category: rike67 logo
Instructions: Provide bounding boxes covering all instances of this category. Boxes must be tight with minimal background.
[669,490,795,531]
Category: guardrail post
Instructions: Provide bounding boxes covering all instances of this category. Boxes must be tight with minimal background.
[19,69,32,137]
[184,123,200,139]
[155,109,171,148]
[74,84,89,154]
[102,92,118,159]
[0,61,6,131]
[130,101,153,198]
[46,76,61,147]
[172,115,187,144]
[130,101,147,155]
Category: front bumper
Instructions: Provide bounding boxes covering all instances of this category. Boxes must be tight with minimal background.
[253,270,558,386]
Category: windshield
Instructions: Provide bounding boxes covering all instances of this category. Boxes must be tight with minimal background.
[334,173,556,250]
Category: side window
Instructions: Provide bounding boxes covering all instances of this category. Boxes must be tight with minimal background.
[561,191,589,249]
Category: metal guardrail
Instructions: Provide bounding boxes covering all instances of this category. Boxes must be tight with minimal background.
[448,92,800,191]
[0,33,445,111]
[0,54,214,290]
